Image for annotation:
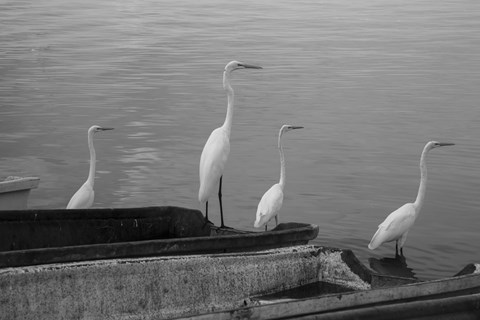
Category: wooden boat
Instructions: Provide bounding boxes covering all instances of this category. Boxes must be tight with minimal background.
[0,176,39,210]
[184,263,480,320]
[0,245,365,319]
[0,206,319,268]
[1,206,478,319]
[1,241,478,320]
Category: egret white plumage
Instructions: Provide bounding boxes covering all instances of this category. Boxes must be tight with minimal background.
[368,141,454,256]
[254,124,303,231]
[66,125,114,209]
[198,61,262,227]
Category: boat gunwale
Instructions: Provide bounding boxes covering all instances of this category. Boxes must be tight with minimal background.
[186,269,480,320]
[0,206,320,268]
[0,205,187,221]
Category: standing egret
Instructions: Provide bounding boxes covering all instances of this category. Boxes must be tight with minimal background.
[67,125,114,209]
[199,61,262,227]
[368,141,454,256]
[254,125,303,230]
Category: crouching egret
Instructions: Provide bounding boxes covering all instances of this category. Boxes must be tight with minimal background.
[67,125,114,209]
[368,141,454,256]
[199,61,262,227]
[254,125,303,230]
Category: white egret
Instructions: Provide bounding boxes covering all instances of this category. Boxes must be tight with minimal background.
[198,60,262,227]
[368,141,454,255]
[254,124,303,231]
[67,125,114,209]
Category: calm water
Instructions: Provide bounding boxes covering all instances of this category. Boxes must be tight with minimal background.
[1,0,480,280]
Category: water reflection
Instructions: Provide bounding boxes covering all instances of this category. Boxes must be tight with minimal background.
[118,147,161,164]
[369,255,417,280]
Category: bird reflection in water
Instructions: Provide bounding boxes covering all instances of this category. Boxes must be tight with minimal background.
[369,254,417,280]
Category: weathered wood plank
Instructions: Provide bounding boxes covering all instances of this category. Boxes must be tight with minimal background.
[183,272,480,320]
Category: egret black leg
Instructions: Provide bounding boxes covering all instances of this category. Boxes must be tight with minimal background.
[218,176,226,228]
[218,176,223,226]
[395,241,399,257]
[400,247,404,256]
[264,225,267,231]
[205,201,209,221]
[203,201,213,226]
[218,176,232,229]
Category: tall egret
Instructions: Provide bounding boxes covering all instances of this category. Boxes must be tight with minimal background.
[67,125,114,209]
[198,61,262,227]
[254,125,303,230]
[368,141,454,255]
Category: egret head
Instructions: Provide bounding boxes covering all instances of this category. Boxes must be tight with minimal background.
[426,140,455,151]
[280,124,304,135]
[224,60,262,72]
[278,125,303,148]
[89,125,114,135]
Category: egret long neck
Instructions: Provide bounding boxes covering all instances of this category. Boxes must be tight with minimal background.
[222,70,234,137]
[278,132,286,190]
[414,146,429,211]
[86,131,96,187]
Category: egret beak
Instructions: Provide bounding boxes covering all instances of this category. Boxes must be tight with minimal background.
[240,63,262,69]
[291,126,304,130]
[99,127,114,131]
[438,142,454,147]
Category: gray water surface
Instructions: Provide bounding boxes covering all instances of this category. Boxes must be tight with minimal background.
[1,0,480,280]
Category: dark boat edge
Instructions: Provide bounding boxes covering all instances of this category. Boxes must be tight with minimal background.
[0,206,319,268]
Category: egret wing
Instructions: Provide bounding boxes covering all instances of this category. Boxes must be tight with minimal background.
[198,128,230,202]
[369,203,416,249]
[379,203,416,232]
[67,183,94,209]
[254,184,283,228]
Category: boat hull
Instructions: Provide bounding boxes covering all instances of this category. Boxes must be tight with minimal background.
[1,243,478,320]
[0,176,39,210]
[0,245,366,320]
[0,206,319,268]
[186,265,480,320]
